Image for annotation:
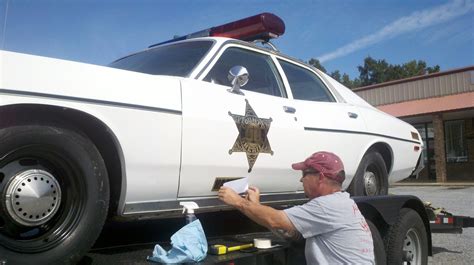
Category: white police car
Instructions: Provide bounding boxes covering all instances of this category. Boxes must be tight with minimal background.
[0,13,422,264]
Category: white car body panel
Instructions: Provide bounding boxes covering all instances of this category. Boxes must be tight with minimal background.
[1,51,184,206]
[1,51,182,111]
[0,37,422,216]
[356,105,421,183]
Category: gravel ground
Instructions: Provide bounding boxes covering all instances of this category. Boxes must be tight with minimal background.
[390,186,474,265]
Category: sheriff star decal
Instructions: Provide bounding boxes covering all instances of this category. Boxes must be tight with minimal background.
[228,99,273,172]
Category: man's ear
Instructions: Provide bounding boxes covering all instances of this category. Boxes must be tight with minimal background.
[318,174,326,184]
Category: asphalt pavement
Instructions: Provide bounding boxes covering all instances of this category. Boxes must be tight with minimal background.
[80,186,474,265]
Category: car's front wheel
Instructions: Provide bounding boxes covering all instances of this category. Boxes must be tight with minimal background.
[348,151,388,196]
[0,125,109,265]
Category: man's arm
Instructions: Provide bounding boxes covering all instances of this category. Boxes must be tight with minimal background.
[218,186,301,240]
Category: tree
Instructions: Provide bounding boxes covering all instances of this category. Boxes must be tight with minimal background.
[342,73,352,88]
[330,70,341,82]
[341,73,361,89]
[308,58,327,73]
[427,65,440,73]
[358,56,393,86]
[356,56,440,87]
[306,56,439,89]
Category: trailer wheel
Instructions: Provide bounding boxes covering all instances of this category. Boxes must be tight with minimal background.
[385,208,428,265]
[367,220,387,265]
[348,151,388,196]
[0,125,109,265]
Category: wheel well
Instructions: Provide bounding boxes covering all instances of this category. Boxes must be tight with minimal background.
[367,142,393,174]
[0,104,124,217]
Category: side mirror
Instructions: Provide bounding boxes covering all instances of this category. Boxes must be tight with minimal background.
[227,66,249,95]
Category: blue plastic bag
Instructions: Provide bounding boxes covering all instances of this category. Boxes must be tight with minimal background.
[147,219,208,264]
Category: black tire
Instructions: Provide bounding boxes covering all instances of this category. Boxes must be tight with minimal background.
[384,208,428,265]
[0,125,109,265]
[348,151,388,196]
[367,220,387,265]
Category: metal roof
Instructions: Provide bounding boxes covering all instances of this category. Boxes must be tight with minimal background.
[354,66,474,106]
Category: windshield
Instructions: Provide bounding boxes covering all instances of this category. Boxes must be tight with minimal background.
[109,40,214,77]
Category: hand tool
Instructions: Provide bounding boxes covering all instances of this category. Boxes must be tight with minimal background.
[208,243,253,255]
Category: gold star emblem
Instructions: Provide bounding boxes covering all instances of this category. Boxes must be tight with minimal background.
[228,99,273,172]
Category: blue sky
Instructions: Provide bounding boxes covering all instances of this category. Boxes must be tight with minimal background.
[1,0,473,79]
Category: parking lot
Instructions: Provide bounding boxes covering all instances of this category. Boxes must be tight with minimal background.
[81,186,474,265]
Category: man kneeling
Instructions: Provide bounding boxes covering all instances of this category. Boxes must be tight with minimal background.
[218,151,375,264]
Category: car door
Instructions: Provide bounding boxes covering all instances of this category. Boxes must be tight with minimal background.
[276,58,368,187]
[179,45,302,197]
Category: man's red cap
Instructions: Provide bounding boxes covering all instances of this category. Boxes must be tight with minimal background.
[292,151,345,183]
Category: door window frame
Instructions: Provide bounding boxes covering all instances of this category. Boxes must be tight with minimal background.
[196,43,288,98]
[273,56,339,103]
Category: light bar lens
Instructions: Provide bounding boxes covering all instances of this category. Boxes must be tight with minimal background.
[150,12,285,48]
[210,13,285,41]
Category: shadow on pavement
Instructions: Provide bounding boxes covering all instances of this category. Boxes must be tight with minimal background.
[432,246,462,255]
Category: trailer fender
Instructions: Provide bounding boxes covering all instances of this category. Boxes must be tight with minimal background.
[353,195,432,256]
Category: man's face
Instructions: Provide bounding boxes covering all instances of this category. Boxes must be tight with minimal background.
[300,170,322,199]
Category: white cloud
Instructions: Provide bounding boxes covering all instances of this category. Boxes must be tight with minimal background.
[317,0,474,62]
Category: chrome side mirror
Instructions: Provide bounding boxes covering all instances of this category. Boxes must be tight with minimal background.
[227,65,249,95]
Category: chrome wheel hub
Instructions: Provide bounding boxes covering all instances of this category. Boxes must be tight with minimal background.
[4,169,62,227]
[403,228,422,265]
[363,171,378,196]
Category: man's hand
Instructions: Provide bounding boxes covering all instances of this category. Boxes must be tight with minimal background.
[218,186,244,207]
[219,186,299,240]
[246,186,260,203]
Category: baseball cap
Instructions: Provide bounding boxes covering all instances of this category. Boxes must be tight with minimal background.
[292,151,345,183]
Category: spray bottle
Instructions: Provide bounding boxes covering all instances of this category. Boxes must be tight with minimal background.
[180,201,199,224]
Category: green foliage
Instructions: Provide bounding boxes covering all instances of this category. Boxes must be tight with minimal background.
[357,57,440,87]
[307,56,440,89]
[341,73,361,88]
[308,58,327,73]
[330,70,341,82]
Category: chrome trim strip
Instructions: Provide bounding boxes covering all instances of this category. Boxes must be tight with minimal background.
[123,192,307,216]
[304,127,421,144]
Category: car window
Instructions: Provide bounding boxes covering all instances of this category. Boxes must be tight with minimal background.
[278,59,335,102]
[204,47,285,97]
[109,41,213,77]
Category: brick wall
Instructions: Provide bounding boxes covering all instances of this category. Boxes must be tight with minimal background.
[433,115,447,182]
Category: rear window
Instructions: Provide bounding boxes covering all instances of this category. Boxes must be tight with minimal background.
[278,59,334,102]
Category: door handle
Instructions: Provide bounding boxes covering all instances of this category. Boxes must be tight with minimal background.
[348,112,358,119]
[283,106,296,114]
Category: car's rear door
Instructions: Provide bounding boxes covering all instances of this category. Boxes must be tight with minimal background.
[276,58,368,188]
[179,45,303,197]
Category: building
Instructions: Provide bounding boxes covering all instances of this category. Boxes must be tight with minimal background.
[354,66,474,183]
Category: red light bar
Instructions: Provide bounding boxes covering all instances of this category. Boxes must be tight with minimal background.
[210,13,285,41]
[150,13,285,47]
